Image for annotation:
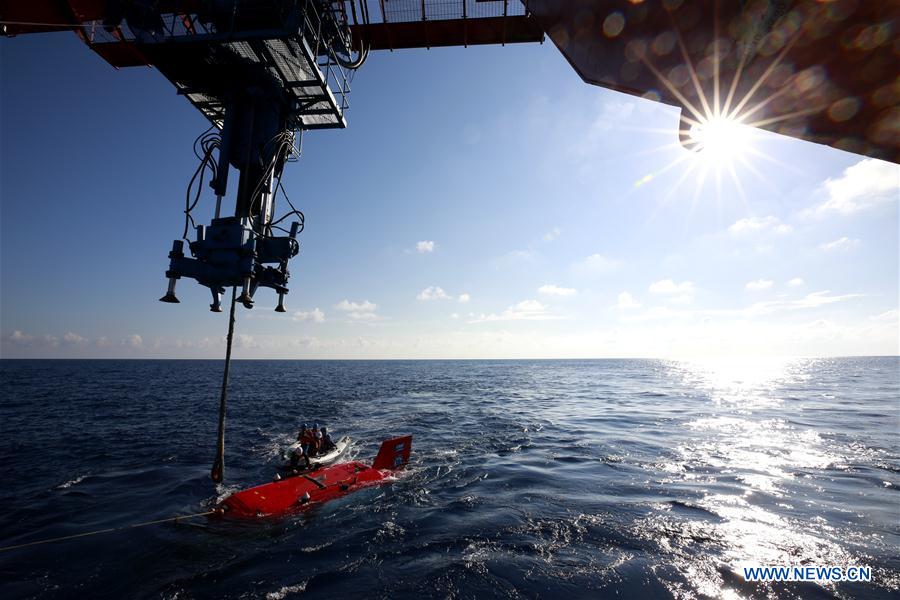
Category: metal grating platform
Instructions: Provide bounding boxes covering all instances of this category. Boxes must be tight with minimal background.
[352,0,542,49]
[380,0,527,22]
[83,1,354,130]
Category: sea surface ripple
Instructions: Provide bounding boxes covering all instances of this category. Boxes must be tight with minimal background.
[0,358,897,599]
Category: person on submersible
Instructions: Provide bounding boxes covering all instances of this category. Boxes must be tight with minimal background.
[288,444,311,474]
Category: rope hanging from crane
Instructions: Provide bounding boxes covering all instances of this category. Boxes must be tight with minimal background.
[210,286,238,483]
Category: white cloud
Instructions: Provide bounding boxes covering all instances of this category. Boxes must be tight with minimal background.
[290,336,320,349]
[125,334,143,348]
[543,227,561,241]
[538,284,577,297]
[293,308,325,323]
[450,313,460,320]
[820,236,860,251]
[335,299,379,321]
[417,286,451,301]
[788,278,805,287]
[469,299,560,323]
[416,240,435,253]
[616,292,642,309]
[4,331,69,349]
[648,279,695,304]
[572,253,620,275]
[63,332,88,344]
[235,334,259,349]
[811,158,899,217]
[621,290,862,323]
[746,279,774,291]
[335,299,377,312]
[173,337,218,350]
[728,216,793,235]
[744,291,861,316]
[7,330,34,344]
[871,309,899,323]
[649,279,695,295]
[458,293,471,303]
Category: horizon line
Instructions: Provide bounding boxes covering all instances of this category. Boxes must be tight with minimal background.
[1,355,897,361]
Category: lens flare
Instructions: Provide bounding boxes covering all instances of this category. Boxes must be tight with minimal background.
[688,116,752,163]
[625,12,805,210]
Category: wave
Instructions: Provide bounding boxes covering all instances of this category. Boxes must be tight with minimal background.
[265,582,307,599]
[54,474,87,490]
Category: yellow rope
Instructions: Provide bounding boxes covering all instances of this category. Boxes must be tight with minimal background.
[0,509,219,553]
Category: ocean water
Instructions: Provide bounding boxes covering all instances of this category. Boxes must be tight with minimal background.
[0,358,897,599]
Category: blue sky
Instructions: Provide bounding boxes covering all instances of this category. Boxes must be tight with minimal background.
[1,33,897,359]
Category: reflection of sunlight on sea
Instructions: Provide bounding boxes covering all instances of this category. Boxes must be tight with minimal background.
[681,418,838,494]
[671,357,810,409]
[644,358,857,595]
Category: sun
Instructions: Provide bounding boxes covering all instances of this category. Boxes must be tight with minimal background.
[686,116,753,165]
[627,16,801,202]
